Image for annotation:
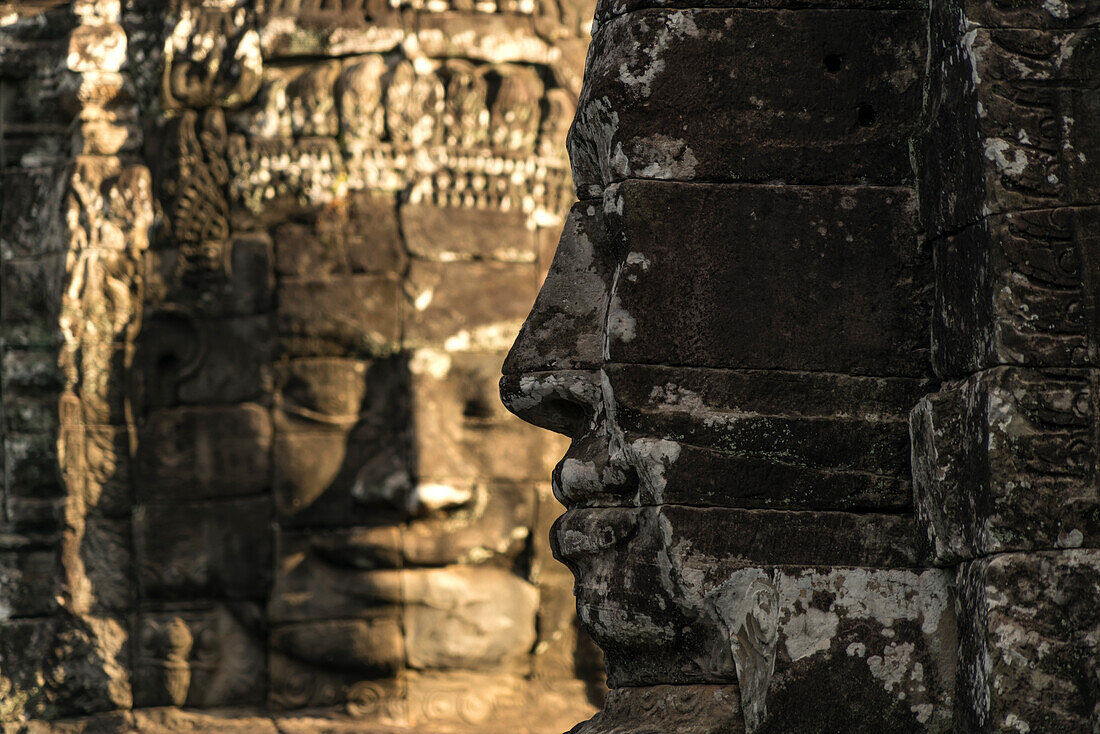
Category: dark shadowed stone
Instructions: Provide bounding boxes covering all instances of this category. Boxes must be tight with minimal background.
[604,180,931,376]
[0,615,131,719]
[135,405,272,501]
[944,0,1100,28]
[911,367,1100,564]
[570,8,925,196]
[955,550,1100,733]
[923,11,1100,235]
[568,685,745,734]
[0,541,63,618]
[133,603,265,708]
[273,191,405,278]
[134,498,272,601]
[551,507,952,726]
[143,235,275,319]
[270,616,405,675]
[132,314,273,409]
[931,206,1100,377]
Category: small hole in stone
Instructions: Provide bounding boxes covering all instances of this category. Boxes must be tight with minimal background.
[824,54,845,73]
[857,103,877,127]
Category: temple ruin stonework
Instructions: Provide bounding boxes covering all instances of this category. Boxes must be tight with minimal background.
[2,0,1099,732]
[0,0,602,731]
[500,0,1100,731]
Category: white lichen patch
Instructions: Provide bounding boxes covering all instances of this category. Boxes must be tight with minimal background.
[630,135,699,180]
[626,437,681,502]
[616,11,698,97]
[784,607,840,661]
[983,138,1028,177]
[605,290,637,344]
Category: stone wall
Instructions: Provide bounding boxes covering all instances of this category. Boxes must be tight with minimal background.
[0,1,601,731]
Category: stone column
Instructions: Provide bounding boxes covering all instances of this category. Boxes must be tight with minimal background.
[2,1,147,722]
[913,0,1100,729]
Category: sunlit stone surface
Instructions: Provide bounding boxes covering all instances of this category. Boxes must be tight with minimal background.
[0,0,601,730]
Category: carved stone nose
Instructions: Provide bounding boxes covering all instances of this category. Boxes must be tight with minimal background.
[501,200,616,377]
[499,369,602,438]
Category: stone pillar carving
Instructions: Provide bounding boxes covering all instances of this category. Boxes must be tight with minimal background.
[2,0,601,730]
[1,1,148,722]
[913,1,1100,729]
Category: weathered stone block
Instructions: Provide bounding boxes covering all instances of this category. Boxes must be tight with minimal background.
[402,261,537,351]
[133,604,265,709]
[270,616,405,678]
[273,191,404,278]
[135,405,273,502]
[945,0,1100,28]
[277,274,401,357]
[605,364,930,511]
[401,204,536,263]
[591,0,926,29]
[134,498,271,601]
[923,13,1100,234]
[0,166,66,259]
[267,649,405,712]
[271,561,538,671]
[604,180,930,376]
[571,8,925,196]
[131,708,277,734]
[402,566,538,670]
[956,550,1100,733]
[0,255,64,327]
[932,206,1100,376]
[0,542,62,618]
[503,201,614,375]
[273,423,408,526]
[410,350,560,483]
[270,518,535,622]
[911,367,1100,564]
[569,685,744,734]
[269,527,403,623]
[81,426,131,517]
[62,517,132,615]
[4,432,64,502]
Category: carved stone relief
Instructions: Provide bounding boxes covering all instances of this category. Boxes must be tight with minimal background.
[2,0,599,731]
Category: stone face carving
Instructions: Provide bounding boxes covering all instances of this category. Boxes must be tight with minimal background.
[2,0,600,730]
[503,0,1099,731]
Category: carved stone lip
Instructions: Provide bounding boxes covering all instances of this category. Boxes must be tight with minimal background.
[549,506,642,564]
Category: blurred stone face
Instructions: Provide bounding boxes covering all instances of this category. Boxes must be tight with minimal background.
[501,3,959,731]
[122,0,600,729]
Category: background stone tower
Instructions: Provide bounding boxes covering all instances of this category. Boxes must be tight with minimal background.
[0,1,602,730]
